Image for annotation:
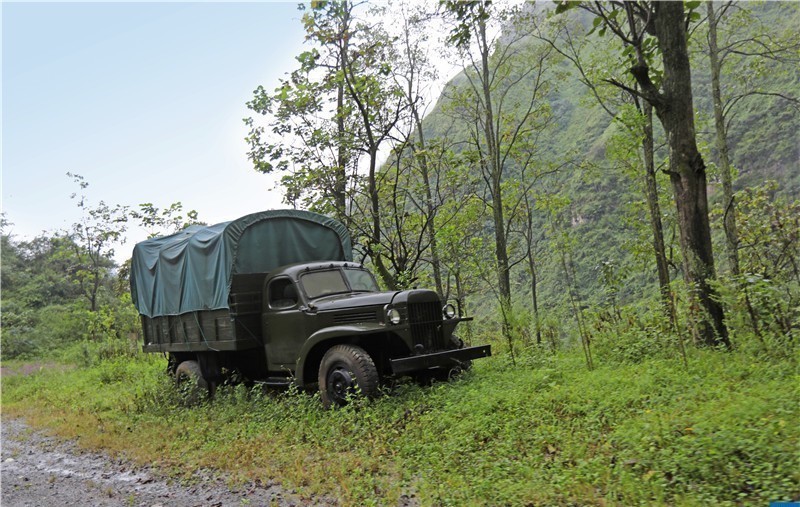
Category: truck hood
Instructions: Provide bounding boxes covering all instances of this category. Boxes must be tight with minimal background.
[310,289,439,312]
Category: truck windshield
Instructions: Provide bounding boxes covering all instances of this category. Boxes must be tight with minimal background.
[300,268,379,299]
[343,268,379,291]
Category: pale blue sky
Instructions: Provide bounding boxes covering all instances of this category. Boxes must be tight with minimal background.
[2,1,308,254]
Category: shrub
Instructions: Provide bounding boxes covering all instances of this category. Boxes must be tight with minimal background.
[587,305,676,364]
[1,326,39,358]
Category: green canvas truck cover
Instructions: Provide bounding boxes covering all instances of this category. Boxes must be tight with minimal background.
[130,209,352,318]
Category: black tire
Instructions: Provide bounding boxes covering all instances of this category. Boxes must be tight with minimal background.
[318,344,378,408]
[175,360,208,403]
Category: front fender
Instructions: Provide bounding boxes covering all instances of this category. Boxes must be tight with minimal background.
[295,322,393,385]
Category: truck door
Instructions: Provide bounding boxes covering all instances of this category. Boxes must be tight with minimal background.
[263,277,307,370]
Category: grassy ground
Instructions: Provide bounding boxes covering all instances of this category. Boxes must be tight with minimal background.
[1,347,798,506]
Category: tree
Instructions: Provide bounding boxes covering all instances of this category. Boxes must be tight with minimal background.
[517,182,546,345]
[247,1,406,287]
[532,13,675,318]
[558,1,730,348]
[1,230,87,356]
[443,0,558,338]
[435,187,489,336]
[332,3,408,287]
[373,152,432,289]
[131,201,202,238]
[539,191,594,369]
[734,181,800,344]
[245,1,361,225]
[387,1,446,295]
[66,173,128,314]
[703,1,800,276]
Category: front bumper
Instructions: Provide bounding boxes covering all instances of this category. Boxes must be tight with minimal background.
[390,345,492,375]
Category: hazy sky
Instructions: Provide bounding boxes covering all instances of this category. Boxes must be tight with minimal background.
[2,1,308,253]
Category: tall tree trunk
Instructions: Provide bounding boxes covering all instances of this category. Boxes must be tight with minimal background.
[335,79,349,227]
[528,250,542,345]
[453,264,473,345]
[643,2,730,348]
[491,177,511,308]
[707,1,740,276]
[477,18,512,312]
[641,101,674,317]
[555,227,592,370]
[368,146,394,289]
[91,273,99,313]
[522,191,542,345]
[413,117,445,298]
[333,2,353,229]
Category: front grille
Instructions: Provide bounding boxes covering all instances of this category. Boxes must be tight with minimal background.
[408,301,443,351]
[333,311,377,324]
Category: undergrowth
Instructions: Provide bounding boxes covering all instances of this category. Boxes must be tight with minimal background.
[2,345,797,506]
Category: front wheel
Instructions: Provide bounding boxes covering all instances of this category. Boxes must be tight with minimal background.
[318,344,378,408]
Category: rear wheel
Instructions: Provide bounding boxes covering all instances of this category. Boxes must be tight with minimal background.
[318,345,378,408]
[175,360,208,403]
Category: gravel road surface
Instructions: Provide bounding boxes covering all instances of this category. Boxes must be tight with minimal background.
[1,417,332,507]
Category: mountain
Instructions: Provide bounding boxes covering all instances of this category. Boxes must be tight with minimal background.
[399,2,799,318]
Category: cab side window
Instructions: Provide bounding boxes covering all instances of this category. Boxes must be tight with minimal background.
[268,278,298,309]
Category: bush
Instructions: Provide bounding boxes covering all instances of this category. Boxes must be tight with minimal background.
[587,305,676,364]
[713,273,799,357]
[0,303,87,359]
[34,304,88,343]
[0,295,142,362]
[1,326,39,358]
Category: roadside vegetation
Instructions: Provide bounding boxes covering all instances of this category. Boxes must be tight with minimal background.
[3,338,797,506]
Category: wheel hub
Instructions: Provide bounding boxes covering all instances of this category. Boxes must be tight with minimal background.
[328,367,355,402]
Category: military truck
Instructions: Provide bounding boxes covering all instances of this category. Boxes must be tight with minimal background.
[130,210,490,406]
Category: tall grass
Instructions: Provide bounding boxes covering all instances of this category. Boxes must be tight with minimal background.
[2,344,797,505]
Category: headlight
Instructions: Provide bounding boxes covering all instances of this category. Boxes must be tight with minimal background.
[386,308,401,325]
[443,303,457,319]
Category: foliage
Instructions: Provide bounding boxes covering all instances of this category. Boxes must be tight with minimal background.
[439,0,562,354]
[710,181,800,353]
[130,202,202,238]
[0,229,140,359]
[244,2,800,351]
[65,173,129,313]
[2,232,88,358]
[734,182,800,283]
[244,1,362,221]
[1,176,141,359]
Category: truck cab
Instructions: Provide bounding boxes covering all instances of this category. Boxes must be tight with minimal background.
[261,261,491,406]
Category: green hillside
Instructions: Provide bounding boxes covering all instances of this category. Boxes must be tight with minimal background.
[410,1,799,322]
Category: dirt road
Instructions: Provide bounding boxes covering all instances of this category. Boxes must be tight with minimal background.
[1,417,331,507]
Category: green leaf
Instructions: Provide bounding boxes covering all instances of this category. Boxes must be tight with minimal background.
[554,1,581,15]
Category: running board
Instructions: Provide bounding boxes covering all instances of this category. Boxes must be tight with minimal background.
[256,377,293,387]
